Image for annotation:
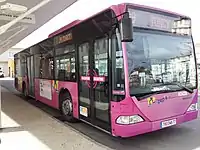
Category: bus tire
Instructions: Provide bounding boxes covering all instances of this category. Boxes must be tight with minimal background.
[60,91,77,123]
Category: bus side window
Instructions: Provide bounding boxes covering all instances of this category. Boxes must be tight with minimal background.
[70,56,76,81]
[55,51,76,82]
[94,38,108,77]
[40,56,54,79]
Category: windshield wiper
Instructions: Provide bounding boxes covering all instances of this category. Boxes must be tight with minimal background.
[161,83,193,93]
[136,83,193,100]
[136,90,175,100]
[175,83,193,93]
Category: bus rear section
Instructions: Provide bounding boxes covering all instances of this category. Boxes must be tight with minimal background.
[110,4,198,137]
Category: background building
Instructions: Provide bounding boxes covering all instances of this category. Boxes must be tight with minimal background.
[195,43,200,90]
[0,48,22,77]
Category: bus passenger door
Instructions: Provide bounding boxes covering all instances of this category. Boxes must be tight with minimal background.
[78,42,91,123]
[92,38,110,131]
[78,38,110,132]
[27,56,35,97]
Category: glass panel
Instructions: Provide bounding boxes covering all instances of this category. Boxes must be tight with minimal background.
[34,54,41,78]
[14,58,20,77]
[112,34,125,92]
[14,56,26,77]
[55,53,76,81]
[94,38,109,123]
[27,57,31,92]
[55,44,76,81]
[27,56,35,96]
[79,42,90,118]
[55,44,75,55]
[126,30,196,97]
[40,56,54,79]
[36,39,54,79]
[30,56,35,96]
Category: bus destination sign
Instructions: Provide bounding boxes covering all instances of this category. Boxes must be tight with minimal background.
[128,8,179,32]
[54,32,73,45]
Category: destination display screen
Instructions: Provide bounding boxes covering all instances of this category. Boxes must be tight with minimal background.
[128,8,180,32]
[54,32,73,45]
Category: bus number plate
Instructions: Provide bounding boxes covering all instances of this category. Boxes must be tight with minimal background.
[161,119,176,128]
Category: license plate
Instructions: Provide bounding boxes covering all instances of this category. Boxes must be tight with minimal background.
[161,119,176,128]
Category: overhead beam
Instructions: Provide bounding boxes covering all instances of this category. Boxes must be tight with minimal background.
[0,0,53,35]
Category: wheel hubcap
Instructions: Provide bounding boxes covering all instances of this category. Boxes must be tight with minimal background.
[62,98,72,115]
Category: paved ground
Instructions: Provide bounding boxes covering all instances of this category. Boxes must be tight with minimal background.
[0,80,110,150]
[0,78,200,150]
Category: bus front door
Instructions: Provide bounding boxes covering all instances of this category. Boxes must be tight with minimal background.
[27,56,35,97]
[78,38,111,132]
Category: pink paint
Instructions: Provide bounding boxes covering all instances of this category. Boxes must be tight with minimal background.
[132,91,196,121]
[80,76,90,81]
[112,111,197,137]
[81,76,106,82]
[93,76,105,82]
[111,90,198,137]
[34,79,79,119]
[81,76,105,88]
[110,4,126,20]
[113,90,125,95]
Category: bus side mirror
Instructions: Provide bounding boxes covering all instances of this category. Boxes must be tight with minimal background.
[120,17,133,42]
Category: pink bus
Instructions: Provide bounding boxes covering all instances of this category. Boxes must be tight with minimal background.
[14,3,198,137]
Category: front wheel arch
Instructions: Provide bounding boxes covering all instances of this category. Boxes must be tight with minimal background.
[59,88,77,122]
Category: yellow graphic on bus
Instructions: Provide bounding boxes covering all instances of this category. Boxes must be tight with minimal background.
[147,97,156,106]
[52,80,59,90]
[18,77,22,89]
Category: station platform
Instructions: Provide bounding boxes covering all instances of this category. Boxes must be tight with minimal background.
[0,86,109,150]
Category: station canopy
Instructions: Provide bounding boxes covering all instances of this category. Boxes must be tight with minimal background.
[0,0,78,54]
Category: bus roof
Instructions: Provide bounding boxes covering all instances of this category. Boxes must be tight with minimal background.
[48,3,189,38]
[48,4,121,38]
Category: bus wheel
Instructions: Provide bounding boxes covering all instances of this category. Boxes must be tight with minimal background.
[60,92,77,122]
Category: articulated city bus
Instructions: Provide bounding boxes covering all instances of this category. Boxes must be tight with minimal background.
[14,3,198,137]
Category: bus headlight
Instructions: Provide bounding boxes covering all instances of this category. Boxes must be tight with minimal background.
[116,115,144,125]
[187,103,198,112]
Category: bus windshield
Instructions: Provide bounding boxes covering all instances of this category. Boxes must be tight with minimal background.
[126,30,197,97]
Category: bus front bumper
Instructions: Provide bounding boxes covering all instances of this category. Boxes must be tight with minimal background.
[112,111,198,138]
